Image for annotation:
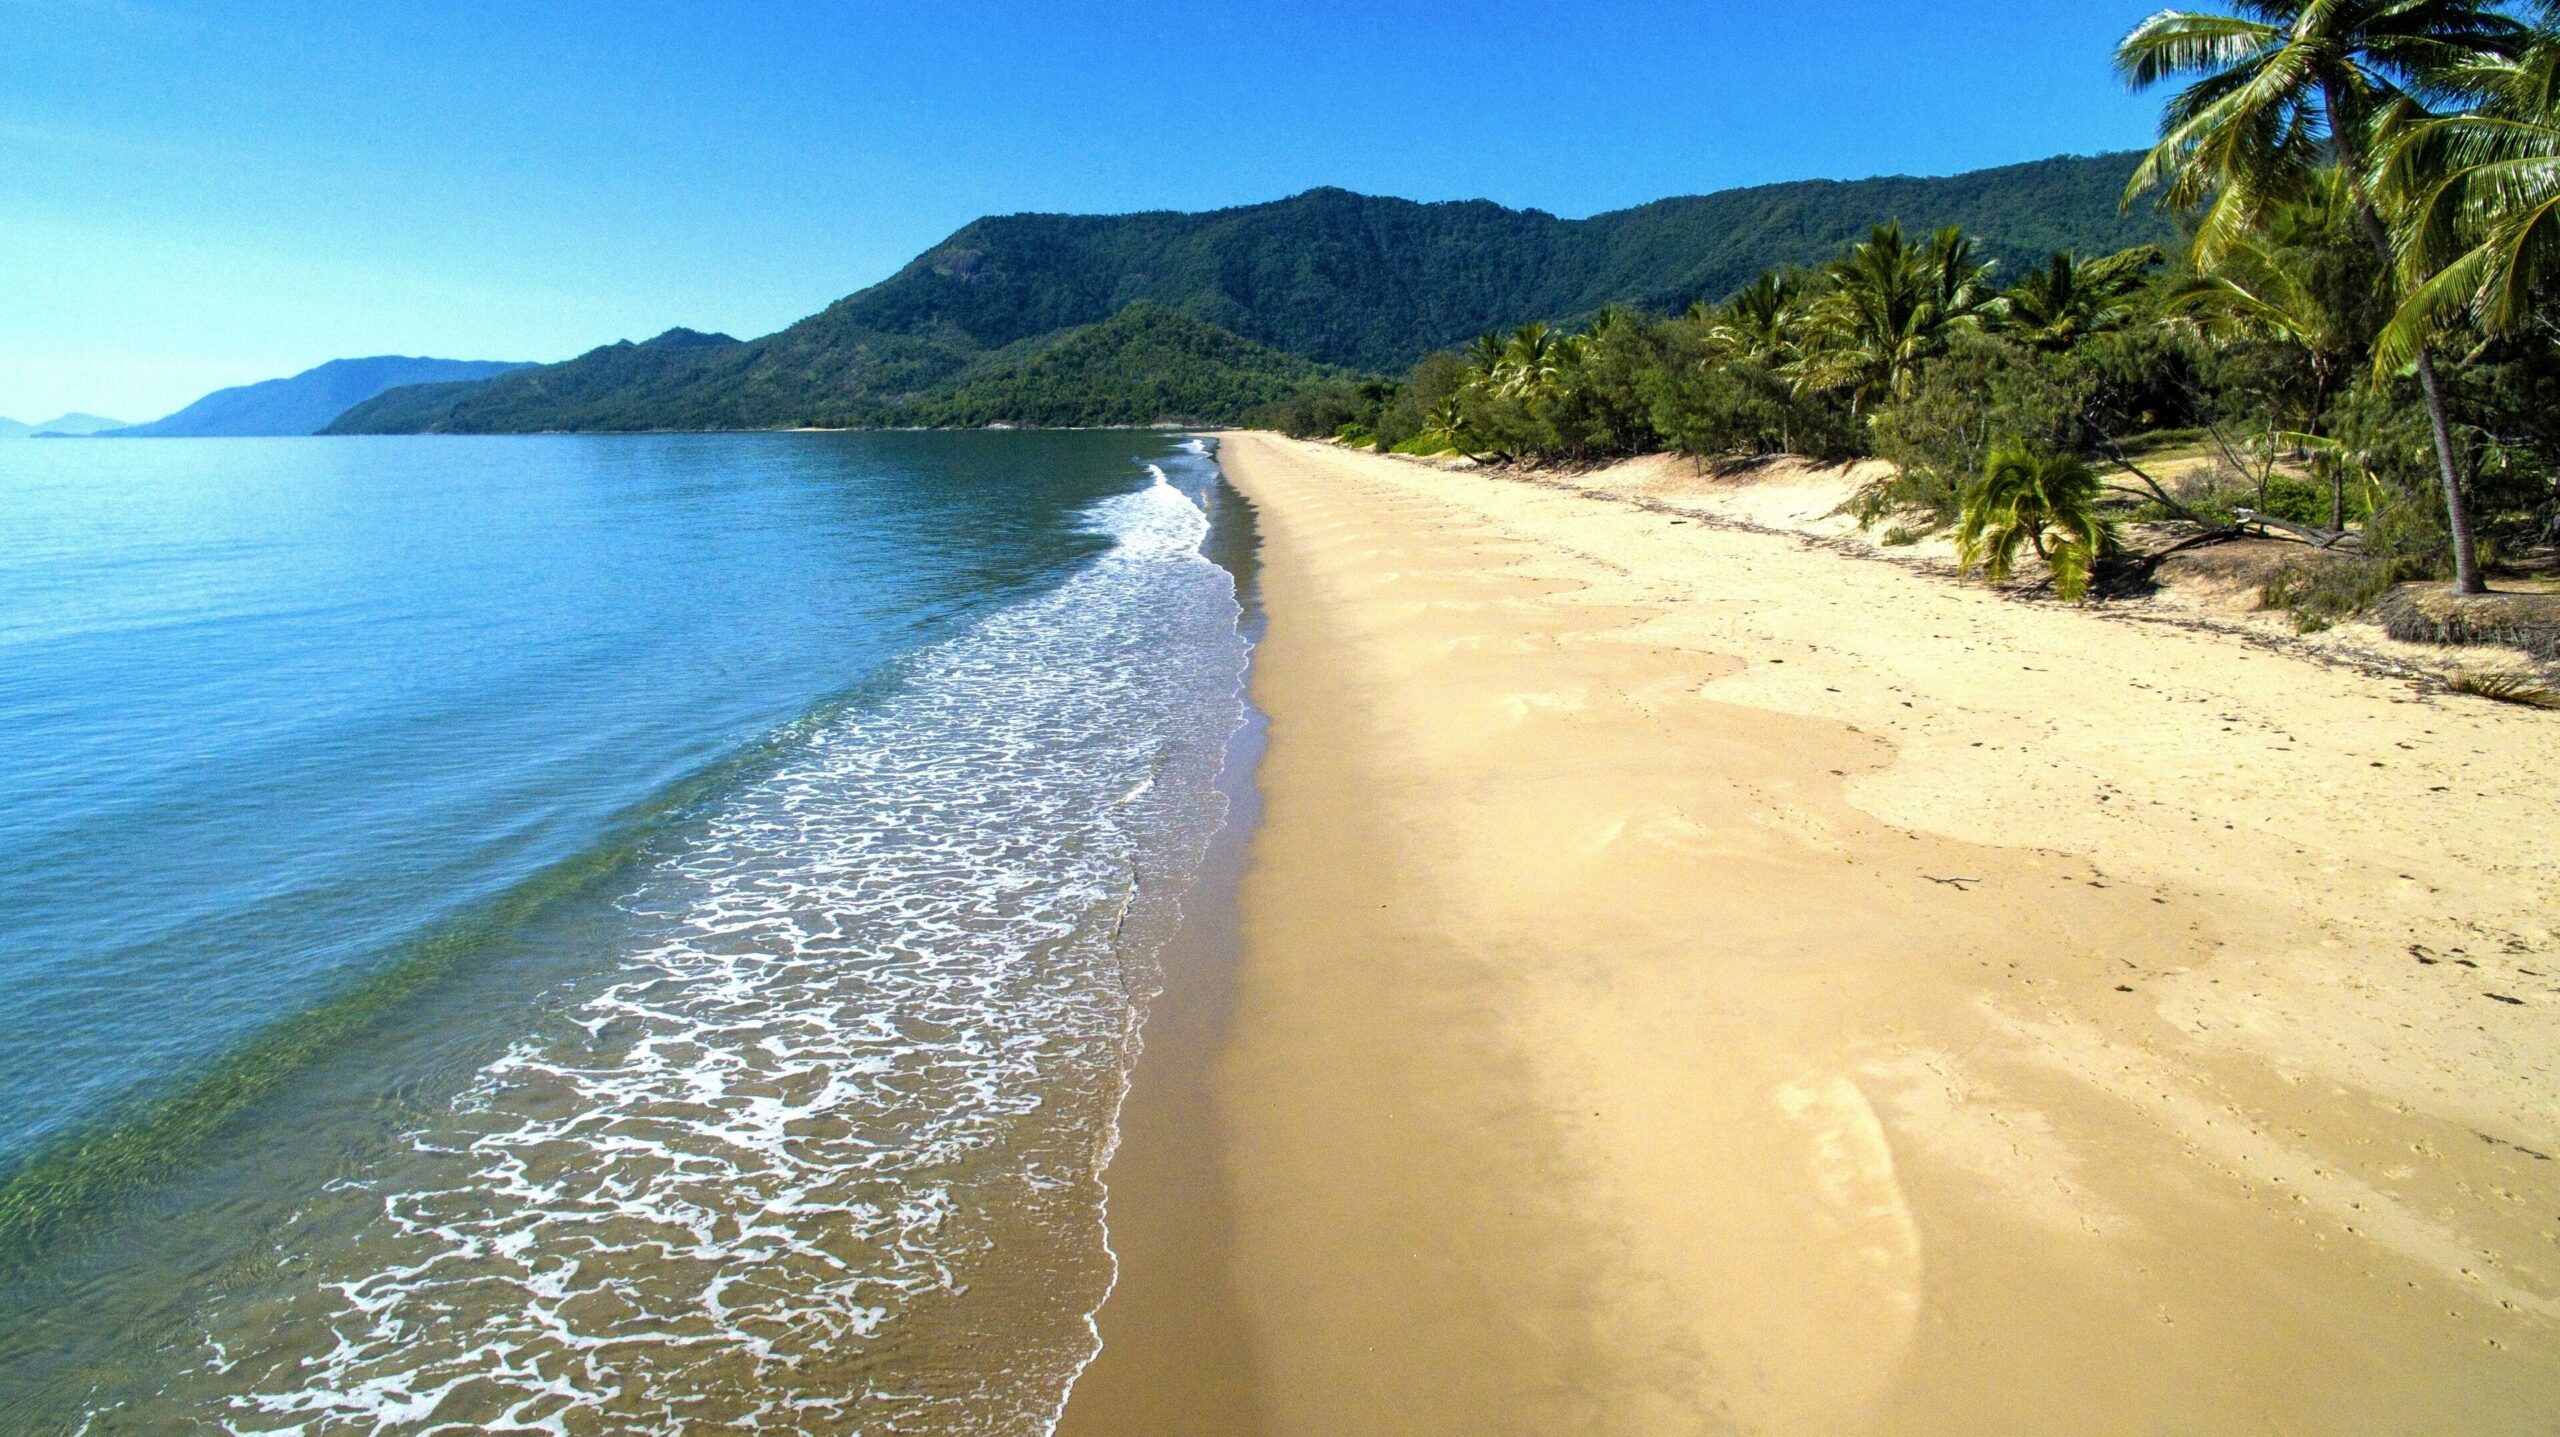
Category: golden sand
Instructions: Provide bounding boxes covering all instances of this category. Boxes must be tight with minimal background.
[1068,432,2559,1435]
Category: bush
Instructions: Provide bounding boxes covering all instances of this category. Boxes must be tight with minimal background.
[2260,556,2404,633]
[1866,333,2094,524]
[1248,383,1369,439]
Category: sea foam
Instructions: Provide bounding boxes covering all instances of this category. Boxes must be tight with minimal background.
[162,462,1243,1434]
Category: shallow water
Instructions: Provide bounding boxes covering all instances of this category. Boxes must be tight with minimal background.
[0,431,1247,1432]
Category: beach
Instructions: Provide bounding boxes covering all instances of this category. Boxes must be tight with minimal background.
[1070,432,2560,1434]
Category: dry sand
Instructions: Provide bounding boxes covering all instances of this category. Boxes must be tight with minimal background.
[1067,432,2559,1436]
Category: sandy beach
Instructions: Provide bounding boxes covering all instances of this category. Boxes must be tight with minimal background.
[1069,431,2560,1435]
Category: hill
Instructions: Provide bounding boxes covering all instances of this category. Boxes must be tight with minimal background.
[105,357,532,437]
[0,418,29,439]
[339,151,2172,434]
[907,303,1346,427]
[825,152,2168,374]
[330,309,1329,433]
[23,414,128,437]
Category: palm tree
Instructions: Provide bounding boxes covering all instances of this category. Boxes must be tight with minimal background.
[1494,322,1562,401]
[2377,20,2560,371]
[2116,0,2530,592]
[1956,441,2117,603]
[1419,391,1477,458]
[1583,304,1638,343]
[2162,181,2379,528]
[1702,271,1811,370]
[1998,245,2165,350]
[1799,222,1995,413]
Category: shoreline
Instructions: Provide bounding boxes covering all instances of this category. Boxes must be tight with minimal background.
[1060,461,1269,1434]
[1074,432,2559,1433]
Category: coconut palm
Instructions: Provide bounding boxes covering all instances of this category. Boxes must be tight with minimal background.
[2377,21,2560,371]
[1703,270,1811,370]
[2162,180,2383,527]
[2116,0,2530,592]
[1494,322,1562,401]
[1419,391,1477,457]
[1799,222,1996,413]
[1956,441,2117,603]
[1997,245,2165,350]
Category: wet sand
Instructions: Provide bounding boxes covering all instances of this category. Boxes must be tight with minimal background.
[1065,432,2560,1435]
[1059,619,1266,1436]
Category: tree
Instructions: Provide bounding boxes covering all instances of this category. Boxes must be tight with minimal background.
[2161,178,2386,529]
[1997,246,2165,351]
[1799,222,1997,414]
[1494,323,1562,401]
[1956,441,2117,602]
[1703,271,1812,372]
[2117,0,2531,592]
[2378,19,2560,371]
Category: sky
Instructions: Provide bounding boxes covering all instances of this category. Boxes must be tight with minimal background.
[2,0,2170,424]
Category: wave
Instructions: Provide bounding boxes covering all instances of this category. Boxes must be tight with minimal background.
[104,466,1247,1434]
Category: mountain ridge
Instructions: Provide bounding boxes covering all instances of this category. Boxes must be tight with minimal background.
[2,413,127,438]
[104,357,532,437]
[337,151,2174,435]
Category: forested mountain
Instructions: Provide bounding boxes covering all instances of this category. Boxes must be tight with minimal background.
[904,304,1344,427]
[330,309,1335,433]
[340,152,2170,434]
[831,152,2168,373]
[105,356,530,437]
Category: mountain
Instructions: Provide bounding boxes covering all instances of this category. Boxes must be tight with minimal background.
[338,151,2173,435]
[905,303,1346,427]
[0,417,29,439]
[103,357,532,437]
[14,414,127,437]
[329,309,1333,434]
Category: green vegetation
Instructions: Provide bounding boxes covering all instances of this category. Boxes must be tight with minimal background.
[1280,3,2560,636]
[332,155,2168,436]
[1957,442,2115,603]
[903,304,1344,428]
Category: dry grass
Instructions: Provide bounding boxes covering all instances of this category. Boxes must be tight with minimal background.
[2444,669,2560,709]
[2374,587,2560,660]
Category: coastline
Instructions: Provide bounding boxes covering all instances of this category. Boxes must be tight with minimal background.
[1074,432,2560,1433]
[1061,463,1269,1434]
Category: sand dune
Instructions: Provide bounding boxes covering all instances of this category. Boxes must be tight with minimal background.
[1074,432,2560,1435]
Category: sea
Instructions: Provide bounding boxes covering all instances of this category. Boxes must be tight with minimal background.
[0,430,1253,1433]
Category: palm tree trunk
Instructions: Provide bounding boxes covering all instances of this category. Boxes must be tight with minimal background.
[2412,352,2487,592]
[2327,86,2488,593]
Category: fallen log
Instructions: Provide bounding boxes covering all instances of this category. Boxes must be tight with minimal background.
[2234,508,2360,550]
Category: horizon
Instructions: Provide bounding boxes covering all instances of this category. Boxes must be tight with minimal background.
[6,2,2165,422]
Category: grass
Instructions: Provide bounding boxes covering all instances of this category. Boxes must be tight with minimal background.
[2260,556,2400,633]
[2445,670,2560,708]
[2375,587,2560,660]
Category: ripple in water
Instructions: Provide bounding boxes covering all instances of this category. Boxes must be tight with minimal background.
[137,471,1242,1434]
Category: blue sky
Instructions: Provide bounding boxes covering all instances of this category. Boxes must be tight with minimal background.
[3,1,2168,422]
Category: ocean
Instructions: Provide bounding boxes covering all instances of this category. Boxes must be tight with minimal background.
[0,430,1250,1432]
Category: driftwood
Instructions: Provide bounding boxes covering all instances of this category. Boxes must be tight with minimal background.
[2087,420,2210,525]
[2233,507,2360,550]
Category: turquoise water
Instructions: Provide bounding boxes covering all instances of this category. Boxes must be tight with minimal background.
[0,431,1248,1432]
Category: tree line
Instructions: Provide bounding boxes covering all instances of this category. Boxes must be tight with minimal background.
[1258,0,2560,609]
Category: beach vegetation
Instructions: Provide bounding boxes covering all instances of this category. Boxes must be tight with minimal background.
[1245,1,2560,629]
[1956,442,2117,602]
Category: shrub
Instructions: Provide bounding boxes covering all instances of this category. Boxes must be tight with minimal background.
[2259,557,2403,633]
[1867,333,2095,525]
[1956,441,2114,602]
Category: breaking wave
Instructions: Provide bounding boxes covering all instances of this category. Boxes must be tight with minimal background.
[140,466,1242,1434]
